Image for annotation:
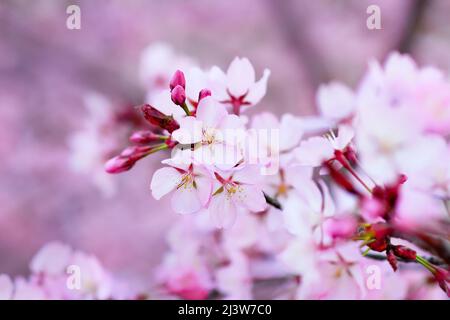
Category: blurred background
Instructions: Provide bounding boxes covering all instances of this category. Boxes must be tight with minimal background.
[1,0,450,292]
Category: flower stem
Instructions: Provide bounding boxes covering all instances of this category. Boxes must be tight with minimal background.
[415,255,437,273]
[147,143,169,155]
[337,155,373,194]
[181,102,191,116]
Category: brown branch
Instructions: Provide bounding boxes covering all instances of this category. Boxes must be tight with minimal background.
[396,0,429,53]
[266,0,330,101]
[392,230,450,265]
[364,252,446,266]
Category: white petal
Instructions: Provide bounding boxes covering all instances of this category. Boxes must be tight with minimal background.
[318,180,335,217]
[317,82,355,120]
[294,137,334,167]
[246,69,270,105]
[281,194,313,237]
[196,96,227,128]
[171,186,203,214]
[209,192,238,228]
[251,112,279,130]
[227,57,255,97]
[279,114,304,151]
[194,169,214,207]
[185,67,208,100]
[171,116,203,144]
[150,90,186,120]
[208,66,228,101]
[150,167,181,200]
[233,165,263,185]
[236,185,267,212]
[335,125,354,150]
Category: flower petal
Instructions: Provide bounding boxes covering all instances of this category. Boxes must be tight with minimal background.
[246,69,270,105]
[196,96,227,128]
[171,186,203,214]
[172,116,203,144]
[209,192,237,228]
[235,185,267,212]
[151,167,181,200]
[227,57,255,97]
[294,137,334,167]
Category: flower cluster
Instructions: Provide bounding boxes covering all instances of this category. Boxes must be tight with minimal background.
[105,50,449,299]
[0,242,132,300]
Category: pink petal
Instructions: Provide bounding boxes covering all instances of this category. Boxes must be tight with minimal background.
[335,125,354,150]
[294,137,334,167]
[196,96,227,128]
[150,167,181,200]
[209,193,237,228]
[246,69,270,105]
[194,168,214,207]
[208,66,228,101]
[317,82,355,121]
[236,185,267,212]
[171,187,203,215]
[227,57,255,97]
[233,165,263,185]
[172,116,203,144]
[280,114,304,151]
[251,112,279,130]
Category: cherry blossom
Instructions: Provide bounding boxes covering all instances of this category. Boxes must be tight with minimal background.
[211,57,270,115]
[151,154,213,215]
[294,125,354,167]
[106,52,450,299]
[209,165,267,228]
[172,96,245,168]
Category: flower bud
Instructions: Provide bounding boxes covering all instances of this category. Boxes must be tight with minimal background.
[169,70,186,90]
[434,267,450,297]
[198,88,211,102]
[171,85,186,106]
[141,104,180,133]
[386,249,398,271]
[105,146,152,174]
[392,245,416,261]
[130,130,162,144]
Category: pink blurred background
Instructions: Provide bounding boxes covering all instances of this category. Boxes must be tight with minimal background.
[1,0,449,292]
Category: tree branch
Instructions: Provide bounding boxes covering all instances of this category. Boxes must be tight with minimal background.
[396,0,429,53]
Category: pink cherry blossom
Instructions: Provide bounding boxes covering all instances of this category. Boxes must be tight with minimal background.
[211,57,270,115]
[172,96,245,168]
[294,125,354,167]
[208,165,267,228]
[151,156,213,215]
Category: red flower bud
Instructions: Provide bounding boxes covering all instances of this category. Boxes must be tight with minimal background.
[392,245,416,261]
[141,104,180,133]
[434,267,450,297]
[129,130,163,144]
[171,85,186,106]
[105,146,152,174]
[386,249,398,271]
[169,70,186,90]
[198,88,211,102]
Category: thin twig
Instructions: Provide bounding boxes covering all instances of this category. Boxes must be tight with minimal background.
[397,0,429,53]
[364,252,446,266]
